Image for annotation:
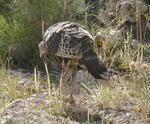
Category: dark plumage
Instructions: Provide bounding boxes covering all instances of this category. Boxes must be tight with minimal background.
[38,21,108,95]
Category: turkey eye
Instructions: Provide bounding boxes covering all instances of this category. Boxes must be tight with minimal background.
[64,34,71,43]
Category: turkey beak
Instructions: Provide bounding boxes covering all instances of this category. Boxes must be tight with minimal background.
[38,41,46,57]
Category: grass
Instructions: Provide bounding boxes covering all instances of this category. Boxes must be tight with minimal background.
[0,0,150,123]
[0,20,150,123]
[0,45,149,123]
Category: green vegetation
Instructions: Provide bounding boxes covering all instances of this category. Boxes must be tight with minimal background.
[0,0,85,68]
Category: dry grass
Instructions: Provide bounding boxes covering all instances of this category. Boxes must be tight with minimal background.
[0,1,150,123]
[0,47,149,123]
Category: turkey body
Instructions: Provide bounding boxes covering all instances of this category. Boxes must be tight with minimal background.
[38,21,107,96]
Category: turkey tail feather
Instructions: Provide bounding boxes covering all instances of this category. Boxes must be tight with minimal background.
[81,49,107,79]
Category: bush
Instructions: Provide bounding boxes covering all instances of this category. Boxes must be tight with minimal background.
[0,0,85,68]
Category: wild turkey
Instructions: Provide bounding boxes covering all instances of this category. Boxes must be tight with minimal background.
[38,21,108,96]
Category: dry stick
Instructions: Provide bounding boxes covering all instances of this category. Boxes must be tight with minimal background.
[34,67,39,91]
[44,62,51,96]
[138,6,144,62]
[136,1,142,62]
[59,60,64,99]
[135,0,143,43]
[40,0,44,35]
[136,1,139,44]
